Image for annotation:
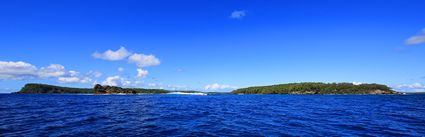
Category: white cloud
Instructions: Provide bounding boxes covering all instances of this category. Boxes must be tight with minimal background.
[136,68,149,78]
[68,71,79,77]
[0,61,98,84]
[38,64,67,78]
[395,83,425,92]
[92,47,160,78]
[230,10,246,19]
[406,28,425,45]
[204,83,237,91]
[101,75,134,86]
[118,67,124,72]
[0,61,68,79]
[128,53,160,68]
[352,82,363,85]
[406,36,425,45]
[58,77,80,83]
[92,47,131,61]
[0,61,38,79]
[101,76,121,86]
[37,64,92,83]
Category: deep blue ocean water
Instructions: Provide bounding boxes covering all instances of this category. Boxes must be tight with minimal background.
[1,94,425,136]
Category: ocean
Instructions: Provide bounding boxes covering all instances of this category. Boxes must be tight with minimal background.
[1,94,424,136]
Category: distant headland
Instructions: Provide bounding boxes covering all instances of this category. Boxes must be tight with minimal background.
[232,82,399,94]
[16,82,400,95]
[17,83,203,94]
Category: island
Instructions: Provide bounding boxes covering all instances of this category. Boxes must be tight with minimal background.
[231,82,399,94]
[93,84,201,94]
[18,83,93,94]
[17,83,203,94]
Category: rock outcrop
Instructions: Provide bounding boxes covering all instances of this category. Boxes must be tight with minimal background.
[93,84,137,94]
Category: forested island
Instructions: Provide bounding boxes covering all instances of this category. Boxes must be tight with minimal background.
[17,83,201,94]
[93,84,200,94]
[18,83,93,94]
[231,82,399,94]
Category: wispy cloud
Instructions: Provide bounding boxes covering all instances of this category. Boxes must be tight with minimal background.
[229,10,246,19]
[394,83,425,92]
[204,83,237,91]
[87,70,102,78]
[58,76,91,83]
[405,28,425,45]
[92,47,131,61]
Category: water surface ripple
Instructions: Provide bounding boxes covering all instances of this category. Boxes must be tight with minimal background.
[1,94,424,136]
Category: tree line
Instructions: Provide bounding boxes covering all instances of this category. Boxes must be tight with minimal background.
[17,83,202,94]
[231,82,397,94]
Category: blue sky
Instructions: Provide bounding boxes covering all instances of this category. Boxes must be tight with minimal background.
[1,0,425,93]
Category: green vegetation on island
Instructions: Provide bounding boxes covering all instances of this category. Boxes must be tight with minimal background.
[93,84,168,94]
[17,83,202,94]
[231,82,398,94]
[93,84,201,94]
[18,83,93,94]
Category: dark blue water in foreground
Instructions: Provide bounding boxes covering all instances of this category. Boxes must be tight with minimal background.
[1,94,425,136]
